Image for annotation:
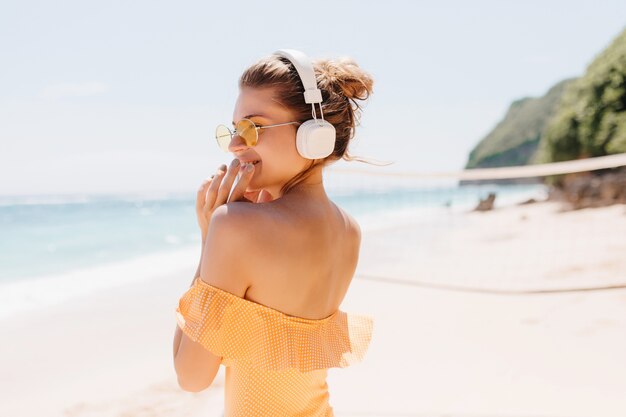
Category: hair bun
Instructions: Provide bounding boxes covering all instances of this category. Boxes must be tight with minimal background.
[314,57,374,103]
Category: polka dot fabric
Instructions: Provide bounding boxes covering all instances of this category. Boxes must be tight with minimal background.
[175,276,374,416]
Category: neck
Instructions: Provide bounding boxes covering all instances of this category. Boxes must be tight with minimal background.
[275,163,327,200]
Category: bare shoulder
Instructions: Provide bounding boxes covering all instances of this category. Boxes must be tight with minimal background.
[211,200,276,238]
[332,202,362,244]
[347,210,361,240]
[209,201,266,229]
[199,202,267,297]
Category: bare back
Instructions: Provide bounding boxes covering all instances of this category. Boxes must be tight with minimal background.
[242,195,361,320]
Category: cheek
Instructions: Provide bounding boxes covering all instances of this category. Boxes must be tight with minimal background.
[252,138,306,178]
[249,156,296,183]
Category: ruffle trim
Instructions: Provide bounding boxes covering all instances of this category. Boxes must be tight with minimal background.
[175,277,374,372]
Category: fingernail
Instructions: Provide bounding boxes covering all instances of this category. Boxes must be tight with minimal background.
[246,163,254,172]
[232,159,240,167]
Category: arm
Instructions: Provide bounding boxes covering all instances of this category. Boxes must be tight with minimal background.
[173,159,257,391]
[172,239,205,361]
[172,235,220,392]
[172,206,253,392]
[191,238,205,285]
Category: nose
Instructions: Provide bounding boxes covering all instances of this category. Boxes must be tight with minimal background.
[227,132,250,153]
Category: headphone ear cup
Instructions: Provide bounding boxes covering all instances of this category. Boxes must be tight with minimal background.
[295,119,337,159]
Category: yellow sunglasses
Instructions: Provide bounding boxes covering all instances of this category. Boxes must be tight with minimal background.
[215,118,301,152]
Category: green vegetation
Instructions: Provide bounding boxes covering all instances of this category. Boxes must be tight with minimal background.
[464,26,626,187]
[536,27,626,165]
[465,79,572,170]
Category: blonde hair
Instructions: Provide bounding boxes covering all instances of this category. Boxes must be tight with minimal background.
[239,53,378,195]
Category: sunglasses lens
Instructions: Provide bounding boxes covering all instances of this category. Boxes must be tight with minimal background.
[215,125,232,152]
[236,119,258,147]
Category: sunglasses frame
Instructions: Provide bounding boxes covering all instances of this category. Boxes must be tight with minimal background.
[215,118,301,152]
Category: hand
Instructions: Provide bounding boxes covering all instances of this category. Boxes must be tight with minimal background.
[196,159,272,240]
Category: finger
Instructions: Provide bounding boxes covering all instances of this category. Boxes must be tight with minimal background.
[205,165,227,210]
[228,163,255,202]
[196,175,215,212]
[215,159,241,206]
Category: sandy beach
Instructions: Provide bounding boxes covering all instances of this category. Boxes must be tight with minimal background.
[2,200,626,417]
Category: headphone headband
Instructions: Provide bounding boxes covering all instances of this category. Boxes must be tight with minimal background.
[271,48,336,160]
[273,49,323,104]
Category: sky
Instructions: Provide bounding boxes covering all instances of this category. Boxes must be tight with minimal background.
[1,0,625,196]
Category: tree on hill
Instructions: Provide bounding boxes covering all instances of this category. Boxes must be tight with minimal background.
[536,26,626,186]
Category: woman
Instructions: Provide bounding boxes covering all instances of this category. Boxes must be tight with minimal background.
[173,48,375,416]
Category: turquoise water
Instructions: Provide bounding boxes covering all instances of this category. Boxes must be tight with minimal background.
[0,183,547,283]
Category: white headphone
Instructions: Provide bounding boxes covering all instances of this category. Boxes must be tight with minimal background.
[272,49,336,160]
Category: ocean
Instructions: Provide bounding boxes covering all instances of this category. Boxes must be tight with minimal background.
[0,183,547,319]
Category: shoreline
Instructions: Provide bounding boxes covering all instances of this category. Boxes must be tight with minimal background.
[0,247,200,320]
[0,201,466,319]
[2,200,625,416]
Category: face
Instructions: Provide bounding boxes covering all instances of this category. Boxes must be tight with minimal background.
[229,86,308,196]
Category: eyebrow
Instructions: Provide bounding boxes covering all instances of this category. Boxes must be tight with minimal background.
[232,114,268,126]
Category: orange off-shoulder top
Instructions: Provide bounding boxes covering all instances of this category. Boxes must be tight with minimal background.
[175,276,374,416]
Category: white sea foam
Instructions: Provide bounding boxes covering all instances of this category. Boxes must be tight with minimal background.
[0,185,546,320]
[0,247,199,320]
[0,207,439,319]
